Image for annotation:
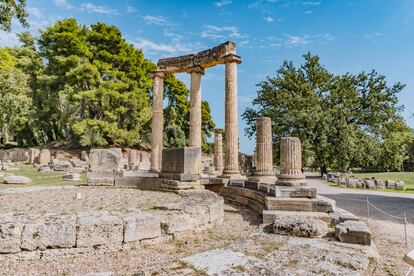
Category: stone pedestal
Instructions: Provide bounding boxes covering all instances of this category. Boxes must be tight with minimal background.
[276,137,306,186]
[222,54,242,179]
[150,72,165,172]
[159,147,201,181]
[128,149,139,170]
[38,149,51,166]
[249,117,276,184]
[28,148,40,164]
[214,129,224,173]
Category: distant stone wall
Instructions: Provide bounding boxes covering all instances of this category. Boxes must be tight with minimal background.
[0,190,224,260]
[0,148,29,162]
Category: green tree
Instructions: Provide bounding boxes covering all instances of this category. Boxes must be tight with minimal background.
[243,53,407,173]
[0,49,31,145]
[0,0,28,32]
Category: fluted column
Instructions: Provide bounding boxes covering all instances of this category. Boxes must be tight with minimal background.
[150,71,165,172]
[214,129,224,173]
[223,54,242,178]
[276,137,306,186]
[248,117,276,183]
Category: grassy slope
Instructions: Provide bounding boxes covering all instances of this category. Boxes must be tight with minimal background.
[0,164,86,188]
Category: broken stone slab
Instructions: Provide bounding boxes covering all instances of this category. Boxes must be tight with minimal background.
[335,220,371,246]
[76,211,124,248]
[53,160,73,171]
[2,175,32,184]
[38,166,51,173]
[62,172,81,181]
[346,178,358,188]
[272,214,328,237]
[395,181,405,190]
[88,148,123,172]
[386,179,396,189]
[21,214,76,251]
[364,179,376,189]
[329,208,359,227]
[374,179,385,189]
[120,211,161,243]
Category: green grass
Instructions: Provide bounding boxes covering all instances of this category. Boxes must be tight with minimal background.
[0,163,86,188]
[325,172,414,194]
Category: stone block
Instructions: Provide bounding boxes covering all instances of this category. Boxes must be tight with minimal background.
[263,210,331,224]
[273,214,328,237]
[364,179,376,189]
[77,211,123,247]
[374,179,385,189]
[208,198,225,222]
[312,196,335,212]
[265,197,313,212]
[244,181,259,190]
[88,148,123,172]
[329,208,359,227]
[53,160,73,171]
[395,181,405,190]
[62,172,81,181]
[386,179,396,189]
[0,216,24,253]
[38,149,51,166]
[335,220,371,246]
[3,175,32,184]
[346,178,358,188]
[28,148,40,164]
[21,214,76,250]
[161,147,201,180]
[121,211,161,243]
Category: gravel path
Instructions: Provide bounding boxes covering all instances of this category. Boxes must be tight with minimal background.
[0,187,181,214]
[308,178,414,275]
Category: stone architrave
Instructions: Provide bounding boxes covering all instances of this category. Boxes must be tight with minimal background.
[150,71,165,172]
[276,137,306,186]
[38,149,51,166]
[128,149,139,170]
[160,147,201,181]
[249,117,276,184]
[28,148,40,164]
[222,54,242,179]
[214,129,224,173]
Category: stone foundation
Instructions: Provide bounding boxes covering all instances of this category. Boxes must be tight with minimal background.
[0,189,224,260]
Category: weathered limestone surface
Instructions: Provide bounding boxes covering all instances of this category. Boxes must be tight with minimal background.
[223,54,241,179]
[150,72,165,172]
[88,148,123,172]
[3,175,32,184]
[121,211,161,242]
[77,211,124,248]
[214,129,224,173]
[0,215,24,253]
[160,147,201,181]
[273,214,328,237]
[28,148,40,164]
[276,137,306,186]
[263,210,331,224]
[38,149,51,166]
[335,220,371,246]
[128,149,139,170]
[0,148,28,162]
[189,68,202,174]
[329,208,359,227]
[249,117,276,184]
[21,214,76,250]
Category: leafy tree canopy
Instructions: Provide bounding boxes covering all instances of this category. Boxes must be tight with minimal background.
[0,0,28,32]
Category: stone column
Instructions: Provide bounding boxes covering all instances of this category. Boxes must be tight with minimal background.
[189,67,204,149]
[150,71,165,172]
[276,137,306,186]
[249,117,276,183]
[223,54,242,178]
[214,129,224,173]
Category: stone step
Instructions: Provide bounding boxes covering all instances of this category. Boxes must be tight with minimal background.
[262,210,332,224]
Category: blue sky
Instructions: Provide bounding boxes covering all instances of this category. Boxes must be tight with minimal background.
[1,0,413,153]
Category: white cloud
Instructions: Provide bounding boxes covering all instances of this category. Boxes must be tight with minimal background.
[303,1,321,6]
[364,32,383,39]
[0,31,20,47]
[53,0,74,10]
[27,7,43,18]
[214,0,232,7]
[267,33,335,47]
[201,25,245,40]
[303,10,313,14]
[126,5,137,14]
[143,15,171,26]
[131,37,205,57]
[238,95,254,104]
[263,16,274,22]
[81,3,118,15]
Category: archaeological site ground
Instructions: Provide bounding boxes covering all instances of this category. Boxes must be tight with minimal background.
[1,1,414,275]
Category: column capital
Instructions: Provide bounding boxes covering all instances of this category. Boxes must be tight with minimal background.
[214,128,224,135]
[188,66,205,75]
[151,71,166,79]
[223,54,242,64]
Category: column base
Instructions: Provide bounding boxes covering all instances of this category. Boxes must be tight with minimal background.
[222,171,243,180]
[276,174,307,186]
[247,174,277,184]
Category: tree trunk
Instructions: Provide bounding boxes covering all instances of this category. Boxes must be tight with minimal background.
[320,165,327,177]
